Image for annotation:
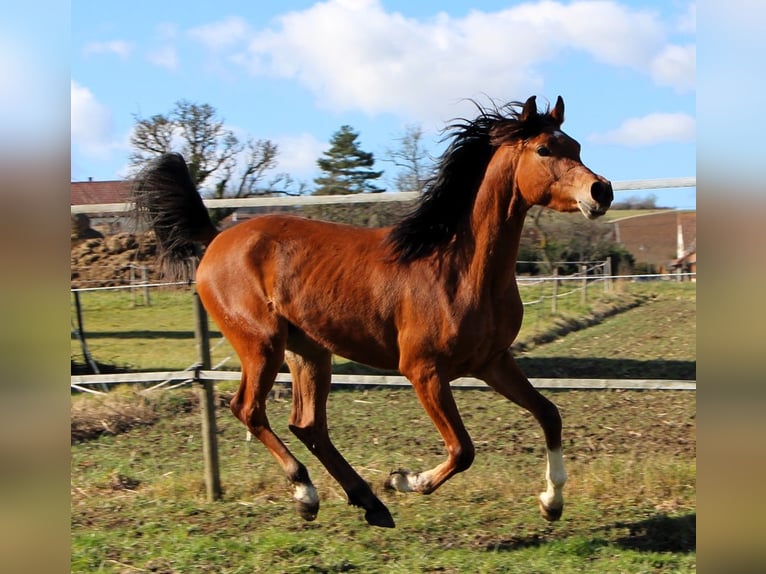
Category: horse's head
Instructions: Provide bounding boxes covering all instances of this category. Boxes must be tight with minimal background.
[494,96,612,219]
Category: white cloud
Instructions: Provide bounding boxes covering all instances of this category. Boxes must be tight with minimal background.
[71,80,125,159]
[187,0,693,121]
[188,16,251,51]
[146,23,180,70]
[272,133,326,178]
[146,45,179,70]
[83,40,132,59]
[651,44,695,93]
[589,112,696,147]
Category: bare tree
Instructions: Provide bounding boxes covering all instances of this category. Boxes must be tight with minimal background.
[523,207,622,275]
[385,124,431,193]
[130,100,298,223]
[130,101,240,187]
[213,139,279,199]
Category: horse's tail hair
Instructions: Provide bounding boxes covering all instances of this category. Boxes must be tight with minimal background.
[132,153,219,281]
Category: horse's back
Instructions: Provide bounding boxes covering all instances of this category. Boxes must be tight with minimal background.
[196,214,402,368]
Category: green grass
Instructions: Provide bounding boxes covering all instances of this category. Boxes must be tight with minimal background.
[72,287,240,372]
[71,387,696,573]
[517,281,696,380]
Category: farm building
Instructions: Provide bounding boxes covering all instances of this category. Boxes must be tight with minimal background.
[71,178,294,232]
[610,210,696,275]
[71,179,134,233]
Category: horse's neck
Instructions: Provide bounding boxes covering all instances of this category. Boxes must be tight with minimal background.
[461,170,526,296]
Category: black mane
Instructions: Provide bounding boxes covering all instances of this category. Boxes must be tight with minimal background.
[386,99,557,262]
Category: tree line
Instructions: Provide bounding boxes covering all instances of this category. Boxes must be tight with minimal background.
[129,100,631,273]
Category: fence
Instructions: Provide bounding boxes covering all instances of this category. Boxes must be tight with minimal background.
[71,266,696,394]
[70,176,696,214]
[71,176,696,500]
[71,177,696,391]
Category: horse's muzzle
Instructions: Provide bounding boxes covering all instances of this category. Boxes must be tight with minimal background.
[591,179,613,208]
[577,178,612,219]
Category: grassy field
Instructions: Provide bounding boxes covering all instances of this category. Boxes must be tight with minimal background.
[72,387,695,573]
[71,281,695,572]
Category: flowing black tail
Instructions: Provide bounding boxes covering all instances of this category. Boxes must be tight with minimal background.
[132,153,219,281]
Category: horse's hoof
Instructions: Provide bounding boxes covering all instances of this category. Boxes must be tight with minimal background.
[296,500,319,522]
[538,499,563,522]
[364,504,395,528]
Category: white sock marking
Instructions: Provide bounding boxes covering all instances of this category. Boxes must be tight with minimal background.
[389,470,430,493]
[539,448,567,509]
[293,483,319,506]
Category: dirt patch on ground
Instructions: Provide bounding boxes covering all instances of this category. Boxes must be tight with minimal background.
[71,386,198,443]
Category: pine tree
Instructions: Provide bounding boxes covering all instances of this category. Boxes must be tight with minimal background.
[314,125,384,195]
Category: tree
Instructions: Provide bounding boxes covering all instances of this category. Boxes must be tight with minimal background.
[520,207,632,275]
[385,124,430,193]
[611,193,661,210]
[314,125,384,195]
[129,100,287,223]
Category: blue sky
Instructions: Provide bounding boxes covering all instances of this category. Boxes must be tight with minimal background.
[71,0,696,208]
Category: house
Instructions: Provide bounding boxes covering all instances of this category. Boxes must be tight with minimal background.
[670,243,696,279]
[71,179,134,232]
[71,179,296,232]
[610,210,696,275]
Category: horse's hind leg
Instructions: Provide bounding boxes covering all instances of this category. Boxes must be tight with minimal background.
[475,349,567,521]
[285,341,395,528]
[226,325,321,522]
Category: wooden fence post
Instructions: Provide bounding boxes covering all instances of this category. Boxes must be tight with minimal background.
[581,264,588,305]
[72,291,109,392]
[142,266,151,306]
[604,258,612,293]
[551,268,558,314]
[193,289,222,502]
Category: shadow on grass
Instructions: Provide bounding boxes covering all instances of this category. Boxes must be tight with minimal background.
[71,359,131,375]
[330,357,696,381]
[612,513,696,553]
[516,356,696,380]
[481,533,548,551]
[71,355,695,381]
[476,513,695,554]
[71,330,218,340]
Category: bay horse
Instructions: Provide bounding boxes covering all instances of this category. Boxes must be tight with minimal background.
[133,95,612,528]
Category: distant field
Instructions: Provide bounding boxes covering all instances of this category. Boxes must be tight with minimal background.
[518,282,695,380]
[600,209,670,222]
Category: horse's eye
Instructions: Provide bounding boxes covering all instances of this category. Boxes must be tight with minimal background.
[537,146,551,157]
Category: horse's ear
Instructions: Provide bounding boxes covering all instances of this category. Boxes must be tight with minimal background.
[551,96,565,125]
[520,96,538,122]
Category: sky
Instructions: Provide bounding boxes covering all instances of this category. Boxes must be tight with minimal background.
[70,0,696,209]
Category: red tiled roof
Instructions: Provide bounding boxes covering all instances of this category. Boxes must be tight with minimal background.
[71,180,133,205]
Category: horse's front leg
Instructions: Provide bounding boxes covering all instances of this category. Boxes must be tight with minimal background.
[386,363,475,495]
[475,349,567,521]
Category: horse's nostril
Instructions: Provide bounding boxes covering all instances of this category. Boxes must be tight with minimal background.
[591,181,613,205]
